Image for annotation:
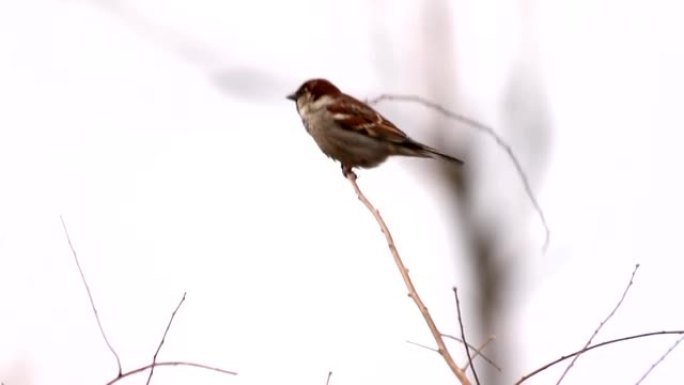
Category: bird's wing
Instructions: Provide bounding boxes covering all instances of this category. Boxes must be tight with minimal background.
[326,95,410,144]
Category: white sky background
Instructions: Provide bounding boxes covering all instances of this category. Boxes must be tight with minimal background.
[1,0,683,384]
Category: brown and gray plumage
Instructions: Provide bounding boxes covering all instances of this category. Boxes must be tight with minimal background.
[287,78,463,175]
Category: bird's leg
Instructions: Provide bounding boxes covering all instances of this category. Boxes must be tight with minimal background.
[341,164,357,181]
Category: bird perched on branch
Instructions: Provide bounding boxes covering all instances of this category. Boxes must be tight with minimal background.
[287,78,463,177]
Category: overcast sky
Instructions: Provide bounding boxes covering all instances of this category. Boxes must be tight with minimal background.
[1,0,683,384]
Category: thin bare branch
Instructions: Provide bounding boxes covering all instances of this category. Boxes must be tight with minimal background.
[367,94,550,252]
[635,334,684,384]
[406,339,440,353]
[453,287,481,385]
[146,292,188,385]
[325,371,333,385]
[59,216,122,377]
[556,264,640,384]
[462,335,498,372]
[345,172,471,385]
[106,361,237,385]
[516,330,684,385]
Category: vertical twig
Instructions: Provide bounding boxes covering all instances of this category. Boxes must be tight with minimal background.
[146,292,188,385]
[345,172,471,385]
[453,287,481,385]
[325,371,333,385]
[60,216,123,377]
[556,264,640,384]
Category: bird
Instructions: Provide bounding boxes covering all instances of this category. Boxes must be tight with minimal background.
[287,78,463,177]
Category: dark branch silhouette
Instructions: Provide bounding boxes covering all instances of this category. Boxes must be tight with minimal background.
[453,287,481,385]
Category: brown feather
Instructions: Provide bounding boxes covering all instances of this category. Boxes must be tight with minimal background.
[327,95,411,144]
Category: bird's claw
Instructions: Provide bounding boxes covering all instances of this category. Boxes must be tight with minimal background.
[341,165,357,181]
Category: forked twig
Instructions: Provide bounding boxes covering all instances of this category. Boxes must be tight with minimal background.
[453,287,481,385]
[367,94,550,252]
[345,172,471,385]
[60,216,123,377]
[516,330,684,385]
[556,264,640,384]
[146,292,188,385]
[60,216,237,384]
[635,334,684,384]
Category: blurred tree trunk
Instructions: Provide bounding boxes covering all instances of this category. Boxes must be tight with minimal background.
[384,0,552,383]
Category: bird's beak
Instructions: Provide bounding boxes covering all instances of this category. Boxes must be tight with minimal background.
[286,93,297,101]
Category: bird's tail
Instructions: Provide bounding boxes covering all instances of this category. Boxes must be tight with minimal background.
[413,141,464,165]
[397,139,465,165]
[424,146,464,165]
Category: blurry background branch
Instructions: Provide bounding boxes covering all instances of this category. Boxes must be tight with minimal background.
[367,94,549,252]
[81,0,293,100]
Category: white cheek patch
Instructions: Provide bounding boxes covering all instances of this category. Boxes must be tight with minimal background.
[298,102,311,117]
[310,95,333,111]
[298,95,333,120]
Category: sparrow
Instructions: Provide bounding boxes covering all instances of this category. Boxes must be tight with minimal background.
[287,78,464,177]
